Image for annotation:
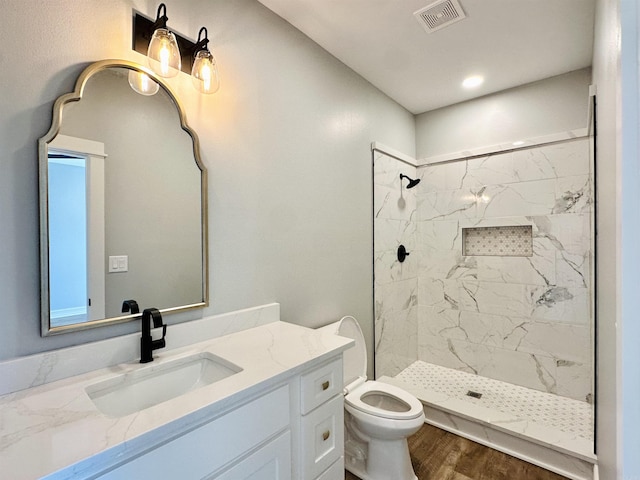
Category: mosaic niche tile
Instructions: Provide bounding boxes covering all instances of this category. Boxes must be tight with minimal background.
[463,225,533,257]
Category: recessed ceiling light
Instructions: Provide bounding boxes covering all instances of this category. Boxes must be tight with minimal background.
[462,75,484,89]
[512,141,525,146]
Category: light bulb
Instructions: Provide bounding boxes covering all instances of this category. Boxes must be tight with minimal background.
[201,63,212,92]
[159,42,170,76]
[191,50,220,94]
[127,70,160,96]
[147,28,181,78]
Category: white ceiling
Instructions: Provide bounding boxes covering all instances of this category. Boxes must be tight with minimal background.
[256,0,596,114]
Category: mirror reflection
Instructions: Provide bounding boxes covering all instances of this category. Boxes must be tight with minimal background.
[40,62,207,335]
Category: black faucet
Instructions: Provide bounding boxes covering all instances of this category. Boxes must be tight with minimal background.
[140,308,167,363]
[121,299,140,315]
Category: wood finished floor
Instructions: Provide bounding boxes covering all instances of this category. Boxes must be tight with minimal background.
[345,423,569,480]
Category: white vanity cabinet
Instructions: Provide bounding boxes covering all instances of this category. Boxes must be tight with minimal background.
[92,357,345,480]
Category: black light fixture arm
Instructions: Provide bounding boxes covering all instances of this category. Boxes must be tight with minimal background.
[193,27,210,54]
[152,3,169,30]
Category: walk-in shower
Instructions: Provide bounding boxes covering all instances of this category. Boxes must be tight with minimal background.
[372,133,596,479]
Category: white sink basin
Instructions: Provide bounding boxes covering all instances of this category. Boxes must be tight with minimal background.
[85,352,242,417]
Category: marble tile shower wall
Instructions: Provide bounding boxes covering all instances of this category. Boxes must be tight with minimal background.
[415,138,593,402]
[373,152,419,378]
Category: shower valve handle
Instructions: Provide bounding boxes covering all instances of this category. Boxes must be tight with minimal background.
[397,245,410,263]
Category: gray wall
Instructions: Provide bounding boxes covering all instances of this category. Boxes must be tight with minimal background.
[589,0,640,476]
[592,0,621,477]
[415,68,591,159]
[619,0,640,475]
[593,0,640,477]
[0,0,414,362]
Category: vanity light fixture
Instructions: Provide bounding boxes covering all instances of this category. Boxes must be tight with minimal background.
[133,6,221,95]
[191,27,220,94]
[146,3,181,78]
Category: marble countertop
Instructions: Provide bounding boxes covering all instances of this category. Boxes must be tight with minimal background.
[0,321,352,480]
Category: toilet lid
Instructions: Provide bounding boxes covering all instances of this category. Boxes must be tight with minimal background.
[336,316,367,388]
[345,380,424,420]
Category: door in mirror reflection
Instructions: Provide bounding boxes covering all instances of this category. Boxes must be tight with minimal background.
[48,143,107,328]
[48,153,88,326]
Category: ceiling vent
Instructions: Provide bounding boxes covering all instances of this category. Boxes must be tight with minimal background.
[414,0,467,33]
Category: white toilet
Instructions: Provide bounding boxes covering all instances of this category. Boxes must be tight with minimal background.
[320,316,425,480]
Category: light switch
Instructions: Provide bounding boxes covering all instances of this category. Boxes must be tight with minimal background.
[108,255,129,273]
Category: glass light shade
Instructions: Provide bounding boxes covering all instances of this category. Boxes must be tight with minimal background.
[127,70,160,96]
[147,28,181,78]
[191,50,220,94]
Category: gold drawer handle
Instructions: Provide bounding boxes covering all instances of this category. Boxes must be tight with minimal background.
[322,430,331,441]
[322,381,330,391]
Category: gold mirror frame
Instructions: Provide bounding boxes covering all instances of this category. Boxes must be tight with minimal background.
[39,59,209,336]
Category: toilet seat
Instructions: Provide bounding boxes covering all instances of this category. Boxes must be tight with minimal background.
[324,316,423,421]
[345,380,424,420]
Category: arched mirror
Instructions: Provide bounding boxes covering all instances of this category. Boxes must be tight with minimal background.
[39,60,208,336]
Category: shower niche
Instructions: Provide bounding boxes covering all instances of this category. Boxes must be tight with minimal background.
[462,225,533,257]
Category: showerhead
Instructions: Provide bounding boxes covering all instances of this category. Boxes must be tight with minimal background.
[400,173,421,189]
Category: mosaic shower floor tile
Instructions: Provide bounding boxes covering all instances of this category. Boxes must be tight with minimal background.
[395,360,593,441]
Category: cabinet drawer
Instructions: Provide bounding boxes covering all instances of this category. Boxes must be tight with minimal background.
[300,358,342,414]
[207,431,291,480]
[300,394,344,480]
[315,458,345,480]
